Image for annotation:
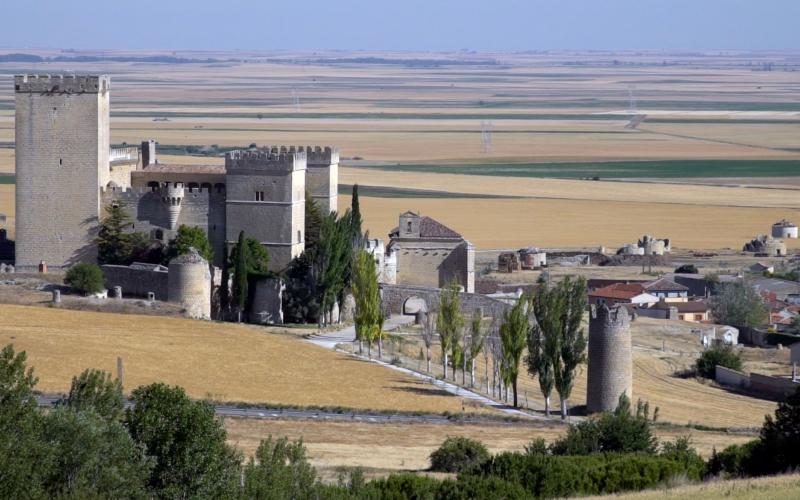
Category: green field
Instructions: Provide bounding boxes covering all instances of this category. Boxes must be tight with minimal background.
[361,159,800,179]
[0,175,14,184]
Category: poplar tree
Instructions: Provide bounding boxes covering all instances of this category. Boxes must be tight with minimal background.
[527,284,560,417]
[499,294,530,408]
[553,276,588,420]
[437,280,463,380]
[352,250,383,358]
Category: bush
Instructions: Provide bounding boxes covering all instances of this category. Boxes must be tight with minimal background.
[707,440,759,478]
[674,264,698,274]
[469,452,701,498]
[695,344,743,379]
[64,263,105,295]
[550,394,657,456]
[429,437,490,473]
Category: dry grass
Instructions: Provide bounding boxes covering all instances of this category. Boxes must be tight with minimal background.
[584,474,800,500]
[343,193,800,250]
[0,185,12,239]
[224,417,752,475]
[0,304,488,414]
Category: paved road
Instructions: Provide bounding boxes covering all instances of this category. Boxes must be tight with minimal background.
[306,315,537,420]
[35,394,530,426]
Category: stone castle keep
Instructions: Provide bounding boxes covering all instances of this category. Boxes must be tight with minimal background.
[14,74,338,271]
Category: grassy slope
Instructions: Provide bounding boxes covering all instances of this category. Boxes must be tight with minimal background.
[585,474,800,499]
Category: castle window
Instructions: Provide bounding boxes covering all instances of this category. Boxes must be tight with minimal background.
[255,191,265,202]
[59,158,62,166]
[153,229,164,241]
[407,221,412,233]
[297,230,302,243]
[148,181,159,192]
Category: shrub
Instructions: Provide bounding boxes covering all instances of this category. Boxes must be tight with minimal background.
[550,394,657,456]
[695,344,743,379]
[469,452,701,498]
[429,437,490,473]
[706,440,759,478]
[64,263,105,295]
[674,264,698,274]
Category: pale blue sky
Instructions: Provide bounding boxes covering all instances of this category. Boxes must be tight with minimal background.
[2,0,798,51]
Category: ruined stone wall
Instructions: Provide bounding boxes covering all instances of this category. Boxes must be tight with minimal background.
[102,264,169,299]
[14,75,110,270]
[587,305,633,414]
[393,239,474,292]
[225,150,305,271]
[250,278,285,324]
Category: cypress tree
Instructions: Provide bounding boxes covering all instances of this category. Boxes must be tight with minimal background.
[233,231,249,321]
[219,246,230,320]
[350,184,362,240]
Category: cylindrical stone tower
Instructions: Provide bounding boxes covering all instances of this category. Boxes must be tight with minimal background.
[587,304,632,414]
[168,247,211,320]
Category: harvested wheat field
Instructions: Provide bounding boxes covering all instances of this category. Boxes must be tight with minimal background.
[585,474,800,500]
[0,304,487,414]
[343,193,800,251]
[225,417,751,475]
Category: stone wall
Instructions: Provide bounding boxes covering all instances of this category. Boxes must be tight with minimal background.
[380,284,510,318]
[14,75,110,271]
[225,150,305,271]
[102,264,168,299]
[715,365,749,389]
[168,248,211,320]
[394,240,474,293]
[250,278,285,324]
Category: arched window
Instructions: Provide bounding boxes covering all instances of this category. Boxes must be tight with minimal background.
[214,183,226,194]
[147,181,159,192]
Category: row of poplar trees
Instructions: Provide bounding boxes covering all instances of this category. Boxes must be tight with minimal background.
[421,276,588,420]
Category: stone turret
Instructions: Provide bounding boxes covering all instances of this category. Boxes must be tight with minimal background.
[162,182,184,230]
[168,247,211,320]
[587,304,633,414]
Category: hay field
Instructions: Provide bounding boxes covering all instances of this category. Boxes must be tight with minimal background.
[584,474,800,500]
[342,193,800,250]
[0,304,484,414]
[225,418,751,475]
[0,185,12,239]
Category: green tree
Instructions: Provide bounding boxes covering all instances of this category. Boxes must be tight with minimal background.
[124,383,241,499]
[0,345,49,499]
[63,368,124,421]
[553,276,588,420]
[65,262,105,295]
[350,183,362,240]
[500,294,530,408]
[437,280,463,380]
[42,407,151,498]
[218,245,230,320]
[242,436,319,499]
[310,212,351,327]
[352,250,383,358]
[528,285,559,417]
[232,231,249,321]
[674,264,698,274]
[429,437,490,473]
[710,281,768,328]
[96,202,150,265]
[466,311,487,387]
[165,225,213,263]
[696,343,743,378]
[304,193,324,252]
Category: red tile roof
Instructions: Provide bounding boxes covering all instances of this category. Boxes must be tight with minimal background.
[644,278,689,292]
[589,283,647,300]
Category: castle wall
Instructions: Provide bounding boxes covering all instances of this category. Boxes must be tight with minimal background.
[380,283,510,318]
[587,305,633,414]
[168,251,212,320]
[102,264,169,299]
[14,75,110,270]
[101,186,226,267]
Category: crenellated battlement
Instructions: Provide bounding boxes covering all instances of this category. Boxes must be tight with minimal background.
[258,145,339,166]
[15,74,110,94]
[589,304,631,331]
[225,148,307,172]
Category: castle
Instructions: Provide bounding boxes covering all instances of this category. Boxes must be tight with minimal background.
[14,74,338,271]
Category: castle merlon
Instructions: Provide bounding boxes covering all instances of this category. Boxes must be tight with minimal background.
[225,149,307,173]
[14,74,110,94]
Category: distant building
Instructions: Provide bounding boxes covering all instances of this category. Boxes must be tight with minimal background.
[772,220,798,239]
[387,211,474,293]
[588,283,659,308]
[643,278,689,303]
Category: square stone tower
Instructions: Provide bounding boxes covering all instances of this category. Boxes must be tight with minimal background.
[301,146,338,213]
[14,75,110,271]
[225,147,306,271]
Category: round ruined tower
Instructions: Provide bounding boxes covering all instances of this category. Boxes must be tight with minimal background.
[168,247,211,320]
[586,304,632,414]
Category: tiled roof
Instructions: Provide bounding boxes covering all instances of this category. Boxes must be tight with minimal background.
[589,283,647,300]
[390,216,462,239]
[644,278,689,292]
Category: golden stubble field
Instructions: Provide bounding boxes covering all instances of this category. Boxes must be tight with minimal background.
[0,304,484,414]
[224,417,752,475]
